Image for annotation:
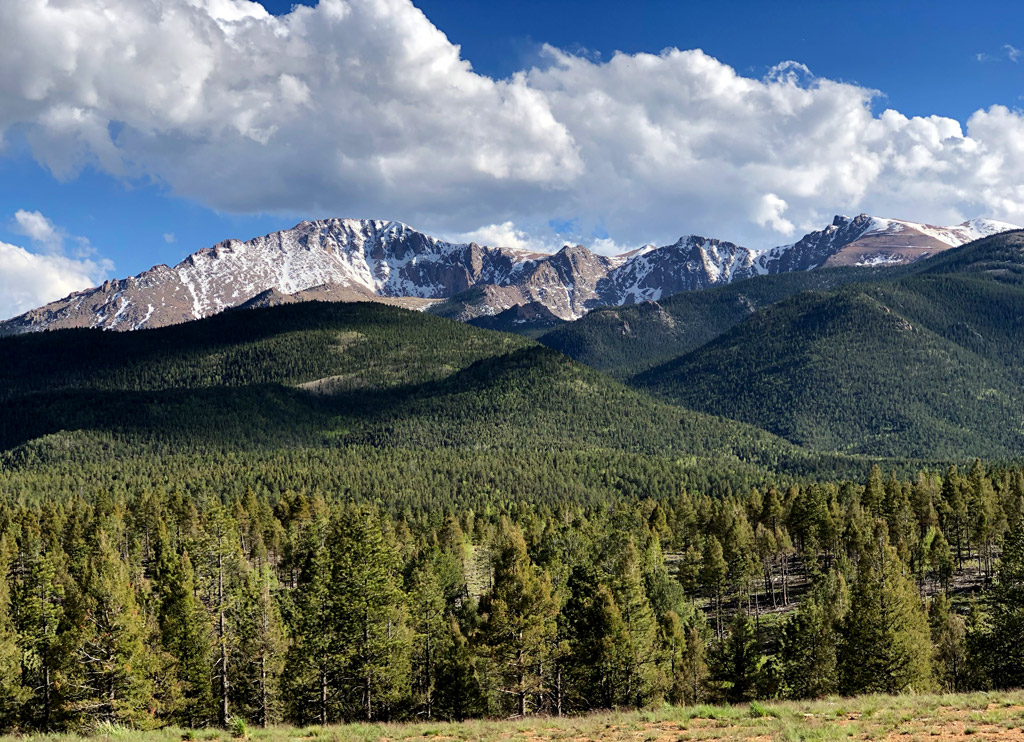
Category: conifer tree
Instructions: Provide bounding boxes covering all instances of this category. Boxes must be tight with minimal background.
[928,594,967,692]
[478,521,556,717]
[78,531,157,725]
[610,540,662,707]
[12,537,76,730]
[967,460,999,581]
[563,574,629,709]
[282,514,333,725]
[202,508,244,727]
[157,549,214,727]
[778,570,847,698]
[407,551,451,719]
[863,465,885,514]
[659,610,708,706]
[0,535,28,730]
[699,536,728,637]
[328,506,411,721]
[839,528,933,694]
[939,466,967,567]
[929,530,955,593]
[711,610,761,703]
[230,559,287,726]
[986,519,1024,688]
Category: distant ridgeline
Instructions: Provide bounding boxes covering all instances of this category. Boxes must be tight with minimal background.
[1,231,1024,731]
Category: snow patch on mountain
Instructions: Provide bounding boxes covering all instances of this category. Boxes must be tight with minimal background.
[0,214,1019,335]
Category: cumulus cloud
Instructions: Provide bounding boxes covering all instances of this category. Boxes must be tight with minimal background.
[0,241,111,320]
[0,210,113,319]
[1,0,1023,252]
[754,194,796,236]
[448,222,555,253]
[12,209,63,253]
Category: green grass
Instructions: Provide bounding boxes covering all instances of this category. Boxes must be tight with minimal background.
[11,691,1024,742]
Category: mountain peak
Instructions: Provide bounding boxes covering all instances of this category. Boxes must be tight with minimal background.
[1,213,1020,337]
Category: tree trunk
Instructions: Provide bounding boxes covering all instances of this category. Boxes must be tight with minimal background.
[319,667,328,725]
[218,545,229,727]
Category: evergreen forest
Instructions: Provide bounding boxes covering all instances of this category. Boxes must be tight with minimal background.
[2,231,1024,732]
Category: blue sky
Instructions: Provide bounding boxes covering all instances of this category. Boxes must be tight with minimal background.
[0,0,1022,318]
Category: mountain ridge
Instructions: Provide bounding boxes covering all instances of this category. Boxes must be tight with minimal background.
[1,214,1016,336]
[631,230,1024,459]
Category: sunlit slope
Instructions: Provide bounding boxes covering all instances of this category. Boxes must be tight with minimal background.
[636,232,1024,458]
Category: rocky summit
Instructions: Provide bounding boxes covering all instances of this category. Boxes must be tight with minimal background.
[0,215,1017,336]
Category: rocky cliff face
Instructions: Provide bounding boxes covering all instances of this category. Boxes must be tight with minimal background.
[756,215,1019,272]
[1,215,1018,336]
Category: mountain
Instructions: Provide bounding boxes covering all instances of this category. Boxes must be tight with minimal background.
[0,300,858,501]
[633,230,1024,459]
[539,266,891,377]
[1,215,1017,337]
[756,214,1018,272]
[539,218,1022,377]
[0,219,543,334]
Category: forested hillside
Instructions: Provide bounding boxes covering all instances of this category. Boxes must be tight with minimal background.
[0,300,865,498]
[538,267,889,378]
[636,257,1024,459]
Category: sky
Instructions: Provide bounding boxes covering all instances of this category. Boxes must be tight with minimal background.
[0,0,1023,319]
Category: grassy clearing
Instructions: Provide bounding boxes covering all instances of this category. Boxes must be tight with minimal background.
[7,691,1024,742]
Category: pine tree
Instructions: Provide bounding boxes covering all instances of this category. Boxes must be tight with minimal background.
[659,610,707,706]
[939,466,967,568]
[202,508,243,727]
[778,570,847,698]
[563,573,629,710]
[478,521,556,717]
[711,610,762,703]
[863,465,885,515]
[0,535,28,730]
[77,531,157,725]
[407,551,451,719]
[328,506,411,721]
[929,529,955,593]
[282,513,333,725]
[157,549,214,727]
[839,528,933,694]
[610,540,662,707]
[699,536,728,638]
[12,537,76,730]
[928,594,967,692]
[986,519,1024,688]
[967,461,999,582]
[230,559,287,726]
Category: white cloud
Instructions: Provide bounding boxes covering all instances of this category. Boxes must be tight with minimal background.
[1005,44,1021,62]
[753,194,796,236]
[12,209,62,253]
[0,240,110,320]
[0,210,113,319]
[1,0,1023,252]
[164,232,176,243]
[448,221,555,253]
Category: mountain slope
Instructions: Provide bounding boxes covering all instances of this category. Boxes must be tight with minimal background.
[634,231,1024,459]
[4,214,1015,337]
[538,266,892,377]
[755,215,1017,272]
[0,219,542,334]
[0,301,852,484]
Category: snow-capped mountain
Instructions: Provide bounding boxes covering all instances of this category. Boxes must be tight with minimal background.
[0,214,1018,336]
[756,215,1019,272]
[0,219,545,334]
